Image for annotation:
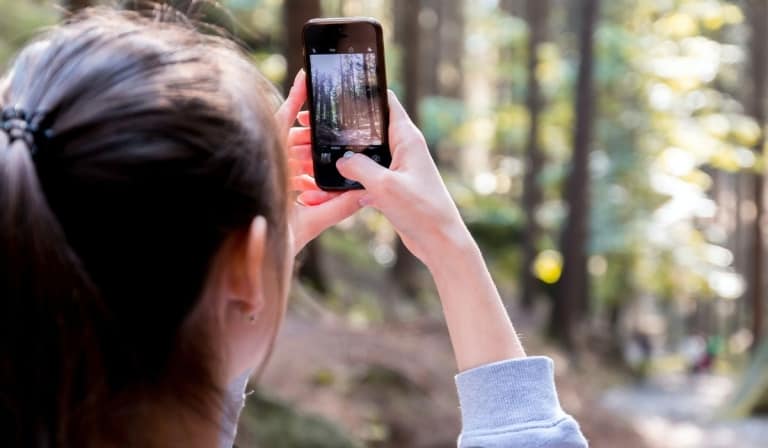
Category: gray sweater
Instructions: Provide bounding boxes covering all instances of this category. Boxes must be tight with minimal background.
[222,356,588,447]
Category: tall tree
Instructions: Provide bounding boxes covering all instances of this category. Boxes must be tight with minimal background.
[394,0,421,121]
[420,0,442,98]
[520,0,550,310]
[550,0,600,349]
[283,0,321,94]
[747,0,767,349]
[390,0,424,298]
[439,0,464,100]
[283,0,328,293]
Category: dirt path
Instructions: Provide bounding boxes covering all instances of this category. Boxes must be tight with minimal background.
[600,374,768,448]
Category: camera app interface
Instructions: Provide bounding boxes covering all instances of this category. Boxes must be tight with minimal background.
[310,51,384,150]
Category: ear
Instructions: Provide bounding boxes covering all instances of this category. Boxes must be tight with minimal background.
[226,216,268,319]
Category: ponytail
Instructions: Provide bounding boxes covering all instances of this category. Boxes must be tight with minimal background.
[0,112,105,447]
[1,7,292,446]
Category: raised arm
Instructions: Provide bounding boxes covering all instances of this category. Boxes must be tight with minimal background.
[335,91,525,371]
[335,91,588,447]
[278,73,587,447]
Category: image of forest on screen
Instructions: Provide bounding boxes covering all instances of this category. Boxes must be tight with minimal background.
[310,53,383,146]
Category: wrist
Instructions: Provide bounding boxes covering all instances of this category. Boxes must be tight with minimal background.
[421,217,479,273]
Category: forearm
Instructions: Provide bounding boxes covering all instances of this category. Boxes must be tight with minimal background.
[425,225,526,372]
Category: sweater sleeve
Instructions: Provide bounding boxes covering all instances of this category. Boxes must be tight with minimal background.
[455,356,588,448]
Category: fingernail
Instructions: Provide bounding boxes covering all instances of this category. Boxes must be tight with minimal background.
[343,151,354,159]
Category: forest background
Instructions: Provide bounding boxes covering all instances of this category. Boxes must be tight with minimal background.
[4,1,768,447]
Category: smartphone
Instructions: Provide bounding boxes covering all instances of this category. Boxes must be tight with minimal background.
[303,17,391,190]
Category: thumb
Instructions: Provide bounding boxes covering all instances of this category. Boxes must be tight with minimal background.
[336,151,389,188]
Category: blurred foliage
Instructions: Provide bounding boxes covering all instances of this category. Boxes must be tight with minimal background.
[0,0,57,65]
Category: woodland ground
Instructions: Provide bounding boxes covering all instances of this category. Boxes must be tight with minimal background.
[255,304,768,447]
[255,305,648,448]
[239,233,768,448]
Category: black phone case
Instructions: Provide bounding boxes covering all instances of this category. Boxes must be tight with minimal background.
[302,18,391,191]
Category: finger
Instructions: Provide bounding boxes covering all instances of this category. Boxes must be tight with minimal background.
[387,90,428,161]
[291,174,321,192]
[301,190,365,223]
[298,110,310,127]
[295,190,366,246]
[289,144,312,161]
[275,70,307,132]
[297,189,339,206]
[288,157,314,177]
[288,127,312,147]
[336,151,390,188]
[387,90,413,126]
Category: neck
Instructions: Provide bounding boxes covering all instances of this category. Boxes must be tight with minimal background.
[94,391,222,448]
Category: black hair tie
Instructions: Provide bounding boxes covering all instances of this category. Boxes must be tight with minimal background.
[1,106,53,155]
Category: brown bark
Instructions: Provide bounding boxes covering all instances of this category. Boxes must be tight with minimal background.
[550,0,600,349]
[391,0,424,298]
[439,0,464,99]
[284,0,328,293]
[394,0,422,122]
[420,0,442,97]
[748,0,767,349]
[283,0,322,94]
[520,0,549,310]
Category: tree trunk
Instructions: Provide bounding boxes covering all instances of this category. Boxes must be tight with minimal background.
[283,0,321,94]
[391,0,424,298]
[284,0,328,293]
[550,0,600,349]
[419,0,442,163]
[748,0,767,350]
[722,46,768,412]
[438,0,464,99]
[520,0,549,310]
[420,0,442,98]
[394,0,421,120]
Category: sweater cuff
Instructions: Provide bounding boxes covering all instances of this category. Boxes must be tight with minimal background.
[455,356,566,432]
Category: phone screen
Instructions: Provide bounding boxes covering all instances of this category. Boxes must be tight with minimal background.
[304,19,391,190]
[310,52,384,147]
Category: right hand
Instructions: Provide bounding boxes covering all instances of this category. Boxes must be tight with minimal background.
[276,70,366,256]
[336,91,471,267]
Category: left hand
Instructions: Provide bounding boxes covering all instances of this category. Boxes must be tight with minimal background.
[275,70,365,256]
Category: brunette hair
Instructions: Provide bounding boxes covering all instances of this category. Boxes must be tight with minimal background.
[0,6,289,447]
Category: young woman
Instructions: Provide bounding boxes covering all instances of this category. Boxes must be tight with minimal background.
[0,7,587,448]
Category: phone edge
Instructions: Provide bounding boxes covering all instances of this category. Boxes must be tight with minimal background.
[301,18,390,192]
